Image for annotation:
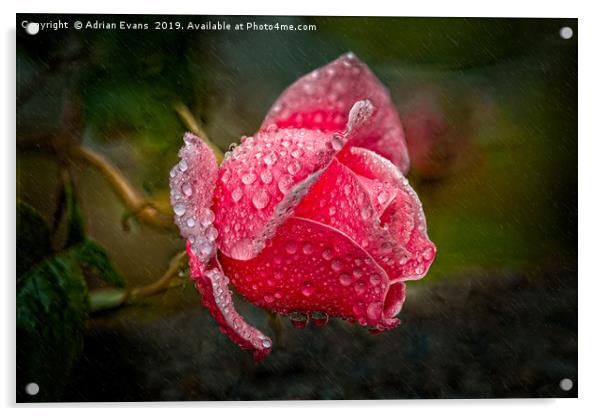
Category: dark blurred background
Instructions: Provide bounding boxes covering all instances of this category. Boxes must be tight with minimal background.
[16,15,577,401]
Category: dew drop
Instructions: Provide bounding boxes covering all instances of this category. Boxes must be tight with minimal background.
[260,170,273,184]
[186,217,195,227]
[302,243,314,255]
[360,206,371,220]
[331,134,344,151]
[354,281,366,295]
[377,190,389,204]
[343,184,352,196]
[369,274,381,286]
[231,187,243,202]
[252,189,270,209]
[200,208,215,227]
[264,294,275,303]
[291,148,304,159]
[310,311,329,327]
[182,182,193,197]
[290,311,309,328]
[206,226,218,241]
[330,259,343,272]
[174,203,186,216]
[278,175,294,194]
[263,151,278,165]
[301,281,315,297]
[367,302,382,321]
[328,206,336,216]
[221,169,231,183]
[422,246,434,261]
[241,172,257,185]
[339,273,352,286]
[262,338,272,348]
[285,240,298,254]
[287,160,302,175]
[178,159,188,172]
[381,242,393,254]
[322,249,334,261]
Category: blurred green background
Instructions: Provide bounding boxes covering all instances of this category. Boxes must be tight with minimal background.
[16,15,577,401]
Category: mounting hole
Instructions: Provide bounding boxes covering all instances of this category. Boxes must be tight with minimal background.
[25,382,39,396]
[559,26,573,40]
[25,22,40,35]
[559,378,574,391]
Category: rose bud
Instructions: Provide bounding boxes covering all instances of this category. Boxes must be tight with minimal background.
[170,53,436,360]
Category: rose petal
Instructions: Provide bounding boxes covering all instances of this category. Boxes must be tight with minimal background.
[220,156,414,329]
[169,133,220,266]
[337,146,436,280]
[220,217,400,329]
[262,52,410,172]
[171,133,272,360]
[214,101,374,262]
[189,244,272,362]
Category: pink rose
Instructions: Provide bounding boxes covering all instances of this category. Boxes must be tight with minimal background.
[170,53,436,360]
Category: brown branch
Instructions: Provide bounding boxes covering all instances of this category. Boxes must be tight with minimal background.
[127,251,187,302]
[89,251,187,312]
[70,145,176,231]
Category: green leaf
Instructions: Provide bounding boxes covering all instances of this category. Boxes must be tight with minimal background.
[72,239,126,288]
[17,201,52,279]
[16,253,89,402]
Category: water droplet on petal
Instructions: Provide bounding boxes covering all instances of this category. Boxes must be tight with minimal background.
[260,170,273,184]
[262,338,272,348]
[301,281,315,297]
[322,249,334,261]
[330,259,343,272]
[285,240,298,254]
[287,160,302,175]
[263,294,274,303]
[178,159,188,172]
[252,189,270,209]
[200,208,215,227]
[278,175,294,194]
[174,203,186,216]
[263,151,278,165]
[369,274,381,286]
[186,217,195,227]
[182,182,193,197]
[339,273,352,286]
[354,281,366,295]
[302,243,313,255]
[331,134,343,151]
[206,226,218,241]
[231,187,243,202]
[367,302,382,321]
[241,172,257,185]
[328,206,336,216]
[381,242,393,254]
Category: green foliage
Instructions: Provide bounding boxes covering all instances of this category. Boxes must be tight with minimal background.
[72,239,126,288]
[16,253,89,402]
[16,201,126,402]
[16,201,52,279]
